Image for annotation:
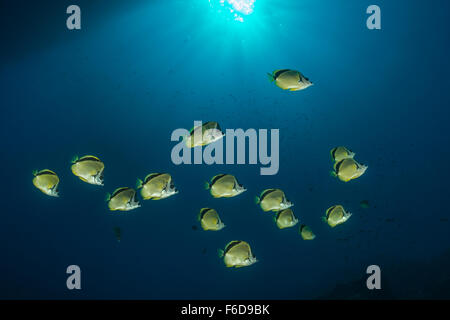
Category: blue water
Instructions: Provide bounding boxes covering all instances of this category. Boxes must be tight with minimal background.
[1,0,450,299]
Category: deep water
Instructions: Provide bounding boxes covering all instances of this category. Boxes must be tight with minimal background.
[1,0,449,299]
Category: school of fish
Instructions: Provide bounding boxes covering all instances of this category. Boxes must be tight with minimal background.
[32,71,368,269]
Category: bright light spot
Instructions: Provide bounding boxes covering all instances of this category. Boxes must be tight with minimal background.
[225,0,255,15]
[209,0,255,22]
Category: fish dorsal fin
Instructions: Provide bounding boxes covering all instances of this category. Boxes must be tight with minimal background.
[203,121,221,132]
[260,189,276,200]
[202,121,212,129]
[145,173,163,183]
[211,174,227,186]
[78,155,101,163]
[224,241,241,254]
[326,206,336,219]
[112,187,129,198]
[37,169,56,176]
[273,69,290,79]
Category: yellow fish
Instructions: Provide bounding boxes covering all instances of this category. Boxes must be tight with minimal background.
[255,189,293,212]
[205,174,246,198]
[331,158,368,182]
[184,121,225,148]
[267,69,313,91]
[219,241,257,268]
[330,146,355,163]
[32,169,59,197]
[198,208,225,231]
[275,209,299,229]
[106,187,140,211]
[136,173,178,200]
[299,225,316,240]
[71,155,104,186]
[323,205,352,227]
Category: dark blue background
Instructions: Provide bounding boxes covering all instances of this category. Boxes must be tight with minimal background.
[1,0,449,299]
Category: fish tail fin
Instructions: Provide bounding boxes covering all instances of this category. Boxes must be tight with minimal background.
[136,179,143,189]
[254,196,260,204]
[329,171,337,178]
[267,73,275,82]
[71,155,79,164]
[32,169,38,176]
[105,193,111,202]
[204,182,210,190]
[217,249,224,258]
